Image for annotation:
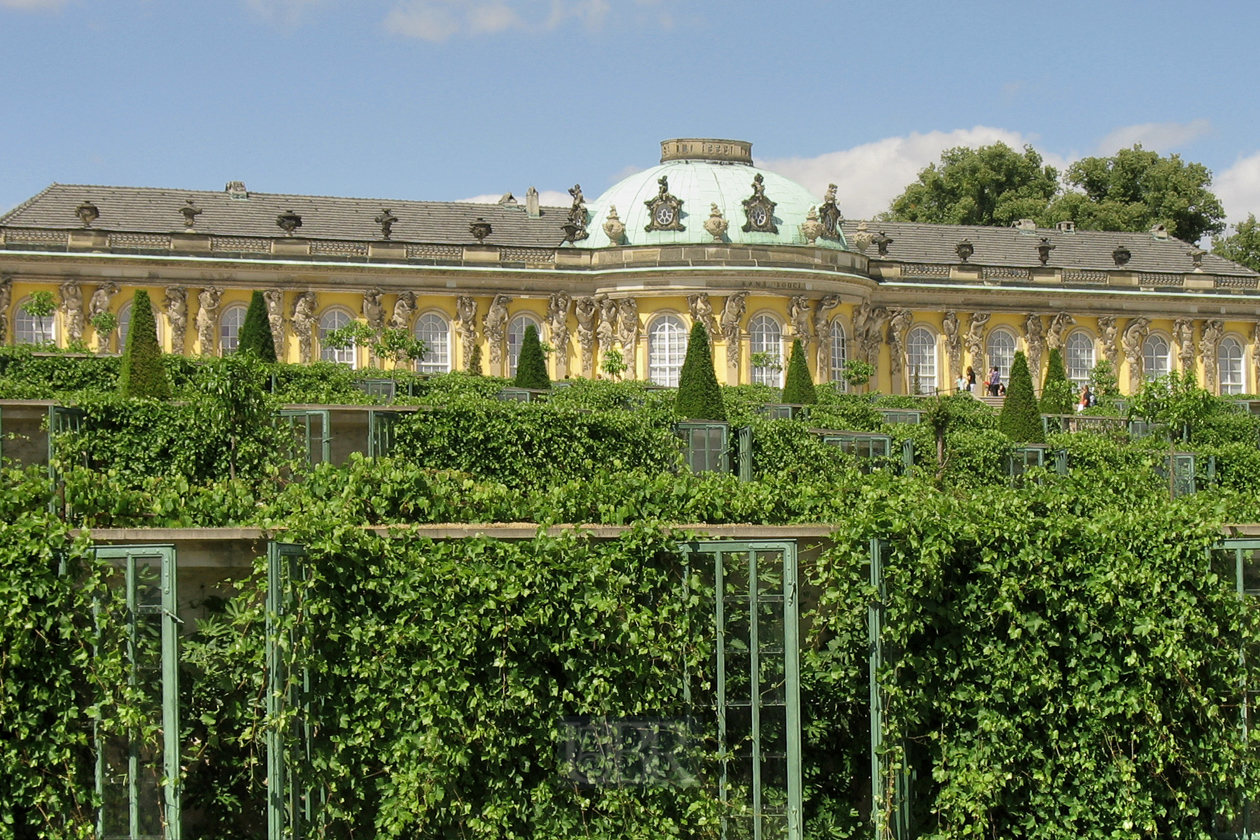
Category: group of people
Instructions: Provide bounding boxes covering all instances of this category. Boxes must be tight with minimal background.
[955,366,1005,397]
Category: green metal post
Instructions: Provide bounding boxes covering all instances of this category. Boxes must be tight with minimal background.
[869,537,887,840]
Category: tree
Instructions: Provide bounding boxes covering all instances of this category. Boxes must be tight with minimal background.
[675,320,726,420]
[513,324,550,389]
[237,290,277,362]
[780,339,817,405]
[1213,213,1260,272]
[1127,369,1216,497]
[90,310,117,354]
[998,351,1044,443]
[840,359,875,392]
[118,290,171,399]
[886,143,1060,227]
[21,290,56,345]
[1046,145,1226,242]
[325,321,427,381]
[600,349,627,381]
[1040,348,1074,416]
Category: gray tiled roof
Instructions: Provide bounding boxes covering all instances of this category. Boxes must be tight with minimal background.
[839,220,1258,277]
[0,183,571,248]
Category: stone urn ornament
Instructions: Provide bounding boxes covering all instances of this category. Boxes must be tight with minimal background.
[602,205,626,245]
[800,206,825,245]
[851,220,872,254]
[703,203,728,242]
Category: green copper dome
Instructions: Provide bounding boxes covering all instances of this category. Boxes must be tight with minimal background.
[580,139,847,250]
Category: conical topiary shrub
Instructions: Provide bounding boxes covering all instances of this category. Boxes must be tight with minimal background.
[1040,347,1074,416]
[238,290,277,362]
[675,320,726,420]
[780,339,817,405]
[119,290,171,399]
[513,324,550,389]
[998,350,1043,443]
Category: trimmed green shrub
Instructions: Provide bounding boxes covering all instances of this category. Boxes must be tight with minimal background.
[781,339,817,405]
[676,321,725,420]
[118,290,171,399]
[237,290,277,362]
[513,324,550,389]
[999,351,1043,443]
[1040,347,1074,415]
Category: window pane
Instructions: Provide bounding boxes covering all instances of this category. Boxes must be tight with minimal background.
[1065,331,1095,386]
[907,327,937,393]
[414,312,450,374]
[219,304,247,354]
[749,314,782,387]
[648,315,687,387]
[829,322,847,386]
[508,314,541,376]
[987,329,1016,384]
[14,303,56,345]
[1219,337,1244,395]
[1143,335,1170,380]
[319,309,355,366]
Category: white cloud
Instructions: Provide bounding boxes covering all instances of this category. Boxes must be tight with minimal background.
[758,127,1069,221]
[458,189,570,205]
[0,0,67,9]
[1093,119,1212,155]
[1216,150,1260,224]
[386,0,621,41]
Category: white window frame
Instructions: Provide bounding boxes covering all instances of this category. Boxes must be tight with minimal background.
[507,312,543,377]
[749,312,783,387]
[647,313,688,387]
[1065,330,1095,387]
[986,328,1018,385]
[907,325,938,394]
[829,321,848,387]
[13,297,57,346]
[1143,334,1171,381]
[1218,335,1245,395]
[319,308,357,367]
[413,311,451,374]
[218,303,248,355]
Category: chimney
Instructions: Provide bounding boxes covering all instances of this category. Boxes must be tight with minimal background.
[525,186,540,218]
[225,181,248,200]
[1055,220,1076,234]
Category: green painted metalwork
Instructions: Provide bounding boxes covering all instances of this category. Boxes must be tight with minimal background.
[685,540,802,840]
[94,545,181,840]
[354,378,397,403]
[878,409,922,425]
[1158,452,1200,498]
[677,422,730,474]
[277,409,331,467]
[737,426,753,483]
[368,409,405,458]
[47,405,86,515]
[868,538,909,840]
[820,432,894,474]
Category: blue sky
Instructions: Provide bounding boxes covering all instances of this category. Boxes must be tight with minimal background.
[3,0,1259,233]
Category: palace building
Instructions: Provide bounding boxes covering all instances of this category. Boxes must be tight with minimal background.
[2,137,1258,395]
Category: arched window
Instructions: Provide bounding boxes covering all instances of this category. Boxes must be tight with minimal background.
[829,321,848,386]
[117,299,162,351]
[1218,336,1245,395]
[1143,334,1171,381]
[13,298,56,345]
[907,326,938,393]
[414,312,451,374]
[319,309,356,366]
[986,328,1017,385]
[507,313,542,376]
[749,313,783,386]
[1065,331,1095,387]
[219,303,248,354]
[647,314,688,387]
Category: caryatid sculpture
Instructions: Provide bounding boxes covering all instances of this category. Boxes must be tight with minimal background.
[60,281,84,345]
[1098,315,1119,367]
[1200,319,1225,393]
[264,289,285,359]
[687,293,719,343]
[390,291,417,331]
[362,289,385,332]
[720,292,748,375]
[291,292,317,364]
[89,281,118,350]
[1121,317,1151,393]
[788,295,812,349]
[886,308,913,392]
[455,296,478,372]
[965,311,990,371]
[1023,313,1046,380]
[0,277,11,343]
[195,286,222,355]
[617,297,639,379]
[596,296,618,367]
[574,296,598,377]
[1046,311,1075,351]
[165,287,188,355]
[1173,318,1196,373]
[942,310,961,384]
[484,294,511,374]
[813,295,842,377]
[547,291,572,378]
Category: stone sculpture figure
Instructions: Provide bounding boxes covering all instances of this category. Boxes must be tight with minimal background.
[1253,323,1260,392]
[0,276,11,343]
[390,291,417,331]
[1121,317,1151,393]
[484,294,512,372]
[455,296,478,372]
[1023,313,1046,380]
[617,297,639,379]
[1098,315,1119,366]
[574,296,598,377]
[1173,318,1196,372]
[813,295,842,376]
[720,291,748,371]
[1200,319,1225,392]
[363,289,386,333]
[886,308,913,390]
[965,311,991,371]
[596,296,619,366]
[60,281,84,345]
[165,287,188,355]
[547,291,572,377]
[291,292,317,364]
[857,304,890,368]
[788,296,812,347]
[688,293,719,343]
[942,311,961,384]
[88,281,118,327]
[1046,312,1075,351]
[195,287,222,356]
[264,289,285,358]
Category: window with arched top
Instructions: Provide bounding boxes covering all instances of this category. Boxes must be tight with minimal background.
[507,313,542,376]
[1065,331,1095,387]
[1143,334,1171,381]
[986,329,1017,385]
[117,299,162,351]
[319,309,356,366]
[13,298,56,346]
[414,311,451,374]
[907,326,938,393]
[647,314,688,387]
[218,303,248,354]
[1218,336,1245,395]
[749,313,783,386]
[829,321,848,387]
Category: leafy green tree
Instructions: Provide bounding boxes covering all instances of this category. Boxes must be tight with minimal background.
[118,290,171,399]
[780,339,817,405]
[513,324,550,389]
[325,321,426,381]
[1089,359,1120,400]
[675,320,725,420]
[90,310,117,354]
[886,143,1060,227]
[840,358,875,391]
[600,349,627,381]
[998,351,1044,443]
[1040,347,1074,416]
[1046,145,1226,241]
[237,290,277,362]
[1213,213,1260,271]
[1128,369,1216,497]
[197,353,271,481]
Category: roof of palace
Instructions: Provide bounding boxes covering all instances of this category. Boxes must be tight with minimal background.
[0,183,572,247]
